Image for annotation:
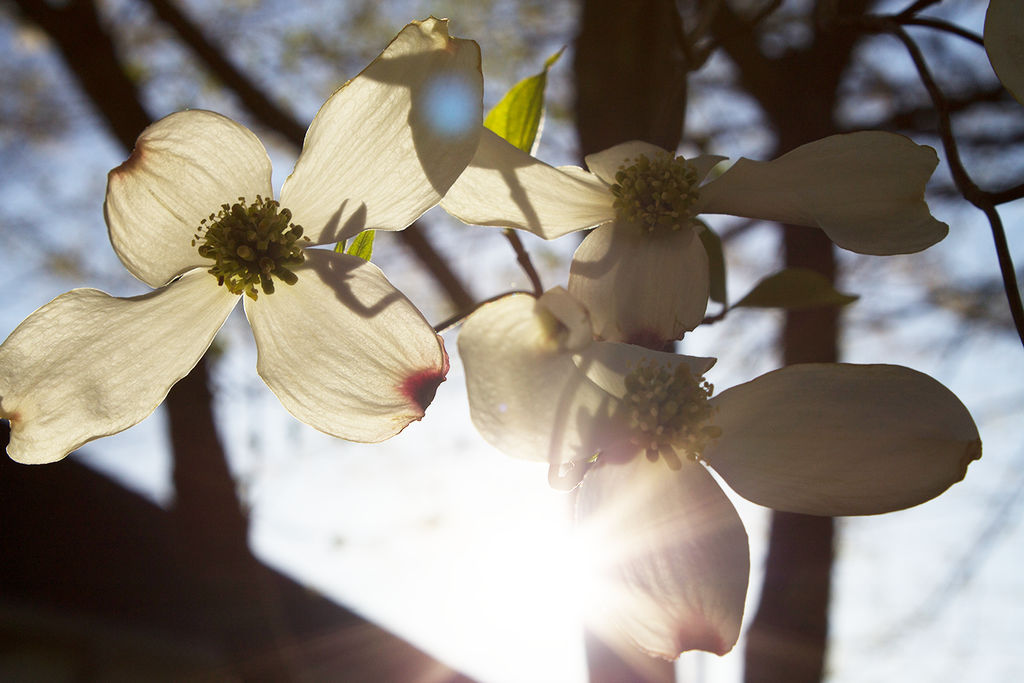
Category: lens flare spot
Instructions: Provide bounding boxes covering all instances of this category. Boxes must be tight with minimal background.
[420,72,477,138]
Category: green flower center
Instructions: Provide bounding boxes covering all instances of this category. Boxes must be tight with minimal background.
[622,359,720,469]
[192,195,309,300]
[610,154,700,234]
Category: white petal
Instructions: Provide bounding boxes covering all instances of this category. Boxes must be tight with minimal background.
[569,222,709,344]
[0,270,237,464]
[985,0,1024,104]
[440,128,615,239]
[574,342,716,400]
[281,18,483,245]
[585,141,672,185]
[457,292,620,465]
[537,286,593,351]
[697,132,947,255]
[705,363,982,516]
[576,457,749,658]
[689,154,728,184]
[245,249,447,442]
[105,110,273,287]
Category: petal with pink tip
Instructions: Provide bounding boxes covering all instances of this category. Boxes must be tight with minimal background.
[0,270,238,464]
[576,456,749,658]
[569,222,709,344]
[245,250,447,443]
[105,110,273,288]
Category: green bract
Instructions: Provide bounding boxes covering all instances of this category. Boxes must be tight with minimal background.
[733,268,858,310]
[484,47,563,153]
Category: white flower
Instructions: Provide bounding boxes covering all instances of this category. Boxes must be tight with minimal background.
[458,287,981,658]
[0,18,483,464]
[442,130,948,344]
[985,0,1024,105]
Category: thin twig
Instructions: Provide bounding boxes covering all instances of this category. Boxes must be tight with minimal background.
[862,17,1024,346]
[895,0,942,20]
[432,289,533,334]
[901,17,984,46]
[502,229,544,296]
[990,183,1024,205]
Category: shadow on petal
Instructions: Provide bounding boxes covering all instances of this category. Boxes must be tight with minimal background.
[315,200,368,247]
[305,249,408,320]
[361,51,483,195]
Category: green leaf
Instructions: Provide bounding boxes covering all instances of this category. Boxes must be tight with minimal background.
[696,221,727,307]
[734,268,859,310]
[484,47,564,153]
[346,230,375,261]
[335,230,375,261]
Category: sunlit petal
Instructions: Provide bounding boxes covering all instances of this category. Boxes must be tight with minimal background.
[458,291,620,465]
[281,18,483,244]
[0,270,237,464]
[585,141,671,185]
[697,132,947,255]
[441,128,614,239]
[569,222,709,344]
[574,342,716,400]
[705,363,982,515]
[576,456,749,658]
[245,250,447,442]
[105,110,273,287]
[985,0,1024,104]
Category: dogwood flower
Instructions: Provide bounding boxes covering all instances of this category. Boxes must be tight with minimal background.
[442,130,948,344]
[458,287,981,658]
[0,18,483,464]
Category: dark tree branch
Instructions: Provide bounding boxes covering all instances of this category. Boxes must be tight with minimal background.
[990,182,1024,205]
[11,0,150,148]
[841,83,1010,133]
[8,1,297,677]
[146,0,307,142]
[900,16,984,46]
[853,16,1024,346]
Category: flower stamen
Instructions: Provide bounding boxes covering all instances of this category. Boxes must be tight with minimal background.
[623,359,719,466]
[192,195,309,299]
[610,154,700,234]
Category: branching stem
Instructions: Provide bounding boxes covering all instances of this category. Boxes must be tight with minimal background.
[851,15,1024,347]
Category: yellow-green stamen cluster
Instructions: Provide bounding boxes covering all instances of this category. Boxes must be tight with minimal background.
[192,195,308,300]
[622,360,720,468]
[610,154,700,234]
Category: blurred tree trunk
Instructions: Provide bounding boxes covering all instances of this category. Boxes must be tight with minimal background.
[706,1,869,681]
[574,0,688,155]
[10,1,294,678]
[574,1,688,681]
